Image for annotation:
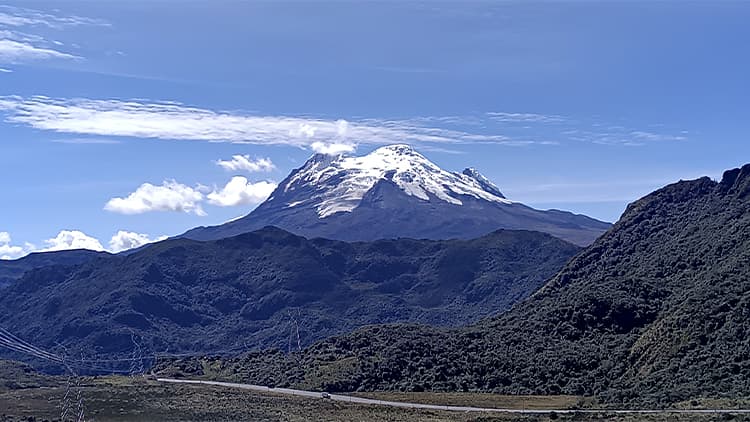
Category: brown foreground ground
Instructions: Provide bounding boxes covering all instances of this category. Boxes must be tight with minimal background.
[2,376,750,422]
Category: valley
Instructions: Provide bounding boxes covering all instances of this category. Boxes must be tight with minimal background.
[3,163,750,419]
[1,370,749,422]
[0,227,579,364]
[158,164,750,407]
[0,1,746,420]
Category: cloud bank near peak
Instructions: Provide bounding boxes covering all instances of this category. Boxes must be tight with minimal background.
[311,141,357,155]
[216,155,275,173]
[207,177,277,207]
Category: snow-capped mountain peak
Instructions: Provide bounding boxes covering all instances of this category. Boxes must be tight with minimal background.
[281,144,512,218]
[182,143,610,246]
[461,167,506,199]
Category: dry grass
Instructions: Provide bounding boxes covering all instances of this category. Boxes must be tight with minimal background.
[352,391,588,410]
[0,376,746,422]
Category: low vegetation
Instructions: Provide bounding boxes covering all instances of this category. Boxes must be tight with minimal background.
[0,227,577,365]
[163,165,750,407]
[0,249,108,289]
[1,372,749,422]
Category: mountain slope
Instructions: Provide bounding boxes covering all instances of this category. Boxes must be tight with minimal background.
[0,249,111,289]
[184,164,750,406]
[184,145,610,246]
[0,227,579,360]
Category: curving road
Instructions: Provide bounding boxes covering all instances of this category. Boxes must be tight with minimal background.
[157,378,750,415]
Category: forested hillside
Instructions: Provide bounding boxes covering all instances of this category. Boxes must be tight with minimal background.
[173,165,750,406]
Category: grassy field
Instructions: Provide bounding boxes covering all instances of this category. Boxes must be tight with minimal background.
[2,376,750,422]
[1,362,749,422]
[353,391,589,410]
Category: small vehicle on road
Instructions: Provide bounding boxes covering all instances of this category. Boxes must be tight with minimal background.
[321,392,331,399]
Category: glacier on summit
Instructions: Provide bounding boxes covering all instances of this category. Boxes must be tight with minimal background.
[183,144,611,246]
[281,144,512,218]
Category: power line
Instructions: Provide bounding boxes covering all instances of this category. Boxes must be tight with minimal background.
[0,334,62,363]
[129,330,144,377]
[0,328,63,362]
[0,326,255,377]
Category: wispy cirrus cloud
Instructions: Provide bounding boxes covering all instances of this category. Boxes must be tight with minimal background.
[414,145,468,155]
[564,128,688,146]
[629,131,687,142]
[0,96,688,150]
[0,5,108,29]
[0,38,78,63]
[486,112,565,123]
[51,137,122,145]
[0,6,106,65]
[0,96,524,149]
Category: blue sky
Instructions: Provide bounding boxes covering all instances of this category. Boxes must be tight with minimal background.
[0,1,748,258]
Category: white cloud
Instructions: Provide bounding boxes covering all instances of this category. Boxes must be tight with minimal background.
[40,230,104,252]
[1,229,169,259]
[487,112,565,123]
[0,96,689,149]
[336,119,349,136]
[311,141,357,155]
[0,6,109,28]
[51,137,122,145]
[0,7,105,65]
[0,245,25,260]
[0,96,519,147]
[0,38,78,63]
[0,67,11,73]
[0,231,26,259]
[416,145,467,155]
[108,230,166,253]
[207,177,277,207]
[630,131,687,142]
[0,29,46,43]
[104,173,280,216]
[216,155,275,173]
[565,128,688,146]
[104,180,206,216]
[0,13,35,27]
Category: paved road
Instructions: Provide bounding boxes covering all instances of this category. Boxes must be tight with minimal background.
[158,378,750,415]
